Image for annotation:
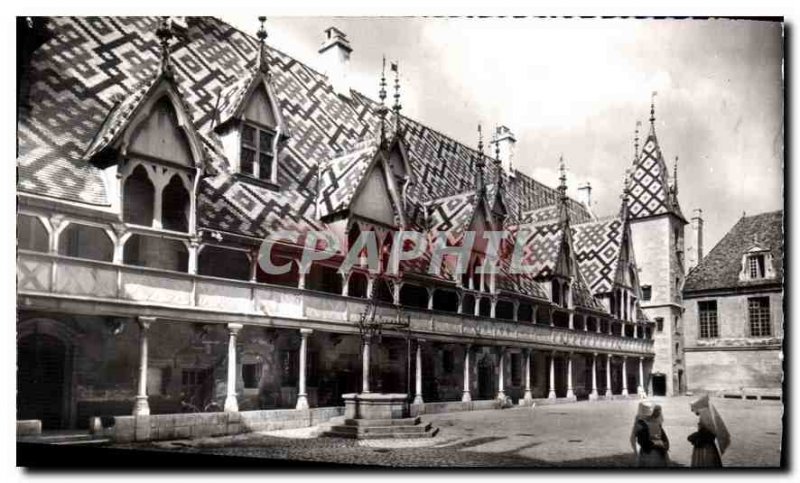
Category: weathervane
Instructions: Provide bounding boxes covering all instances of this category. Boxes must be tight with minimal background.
[256,16,269,75]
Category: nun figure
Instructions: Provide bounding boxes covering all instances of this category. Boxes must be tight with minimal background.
[630,401,670,467]
[688,395,731,467]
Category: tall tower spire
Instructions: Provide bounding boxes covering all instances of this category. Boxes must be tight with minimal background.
[256,16,269,75]
[475,124,485,194]
[391,61,401,134]
[649,91,658,134]
[377,56,388,148]
[155,17,174,77]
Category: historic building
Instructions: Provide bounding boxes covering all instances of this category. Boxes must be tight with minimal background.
[16,16,657,433]
[626,110,688,397]
[682,210,784,400]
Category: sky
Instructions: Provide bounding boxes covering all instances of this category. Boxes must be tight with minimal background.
[225,16,783,252]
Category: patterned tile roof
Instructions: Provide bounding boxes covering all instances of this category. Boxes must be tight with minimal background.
[427,191,480,245]
[509,221,565,280]
[572,215,624,295]
[316,139,380,218]
[627,124,682,220]
[684,210,784,293]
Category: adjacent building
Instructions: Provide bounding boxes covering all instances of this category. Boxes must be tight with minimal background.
[682,210,784,399]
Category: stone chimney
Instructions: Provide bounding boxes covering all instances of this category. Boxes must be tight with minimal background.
[493,125,516,175]
[577,182,592,210]
[318,27,353,98]
[687,208,704,271]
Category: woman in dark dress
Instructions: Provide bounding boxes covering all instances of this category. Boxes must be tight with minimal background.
[630,402,670,467]
[688,395,730,467]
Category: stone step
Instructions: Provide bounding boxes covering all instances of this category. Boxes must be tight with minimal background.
[322,428,438,440]
[321,419,438,439]
[342,416,422,427]
[328,422,432,435]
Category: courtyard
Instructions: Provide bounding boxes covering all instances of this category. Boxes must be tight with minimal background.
[129,396,783,468]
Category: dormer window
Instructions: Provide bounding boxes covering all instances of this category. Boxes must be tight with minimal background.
[748,253,766,279]
[240,123,275,180]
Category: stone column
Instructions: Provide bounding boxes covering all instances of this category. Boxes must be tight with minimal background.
[589,353,599,400]
[523,349,533,403]
[637,356,645,397]
[474,296,481,317]
[133,316,154,416]
[490,297,497,319]
[605,355,612,397]
[296,329,312,410]
[224,323,243,412]
[568,310,574,330]
[414,340,424,404]
[621,355,629,396]
[548,351,556,399]
[362,335,372,394]
[496,347,506,400]
[427,288,435,310]
[608,319,613,336]
[566,352,575,399]
[462,345,472,402]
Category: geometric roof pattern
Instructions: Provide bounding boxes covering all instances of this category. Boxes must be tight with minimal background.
[572,216,625,294]
[627,124,680,220]
[684,210,784,293]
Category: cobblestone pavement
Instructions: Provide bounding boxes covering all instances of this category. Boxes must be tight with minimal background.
[129,396,783,468]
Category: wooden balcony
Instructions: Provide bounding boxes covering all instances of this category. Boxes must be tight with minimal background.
[17,250,654,356]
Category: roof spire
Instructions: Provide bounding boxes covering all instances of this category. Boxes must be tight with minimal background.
[377,56,389,148]
[391,61,401,134]
[619,168,631,219]
[649,91,658,133]
[475,124,485,194]
[633,120,641,163]
[256,16,269,75]
[493,127,503,193]
[156,17,174,77]
[557,155,570,225]
[673,155,679,196]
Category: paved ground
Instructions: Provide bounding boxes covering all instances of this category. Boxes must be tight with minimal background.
[129,396,783,468]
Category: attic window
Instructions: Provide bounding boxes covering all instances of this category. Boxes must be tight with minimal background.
[748,254,766,279]
[240,123,275,181]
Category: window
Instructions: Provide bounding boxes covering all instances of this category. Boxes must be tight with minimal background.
[123,165,155,226]
[161,175,189,232]
[641,285,652,302]
[242,363,262,389]
[698,300,719,339]
[123,234,188,272]
[147,366,168,396]
[240,123,275,181]
[748,297,771,337]
[58,223,113,262]
[748,254,766,279]
[18,214,49,252]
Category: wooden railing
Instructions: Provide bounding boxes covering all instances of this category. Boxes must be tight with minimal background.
[16,250,654,356]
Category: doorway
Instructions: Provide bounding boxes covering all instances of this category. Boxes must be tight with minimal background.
[18,333,69,429]
[477,356,495,400]
[652,374,667,396]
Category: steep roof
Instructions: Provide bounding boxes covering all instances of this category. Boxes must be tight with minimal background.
[684,210,783,293]
[572,215,624,295]
[627,120,684,221]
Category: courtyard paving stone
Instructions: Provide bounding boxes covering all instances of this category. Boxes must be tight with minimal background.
[125,396,782,468]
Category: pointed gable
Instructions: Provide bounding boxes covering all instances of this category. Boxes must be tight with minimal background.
[351,164,396,225]
[627,125,671,219]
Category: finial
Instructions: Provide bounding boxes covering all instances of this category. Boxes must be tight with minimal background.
[475,124,485,194]
[156,17,174,76]
[377,56,389,147]
[633,120,641,162]
[622,169,631,201]
[477,123,484,160]
[256,16,269,74]
[391,61,401,132]
[494,125,501,165]
[649,91,658,128]
[673,155,679,196]
[558,155,567,198]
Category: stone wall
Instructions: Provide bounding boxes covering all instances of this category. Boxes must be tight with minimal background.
[683,291,783,395]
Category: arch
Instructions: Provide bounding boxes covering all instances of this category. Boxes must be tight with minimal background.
[198,246,250,281]
[495,300,515,320]
[347,271,368,298]
[432,289,459,312]
[161,175,190,232]
[518,303,534,323]
[374,277,394,303]
[123,234,188,272]
[399,283,428,309]
[551,279,561,306]
[18,214,49,252]
[306,263,343,294]
[58,223,113,262]
[462,293,476,315]
[123,165,155,226]
[257,252,300,287]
